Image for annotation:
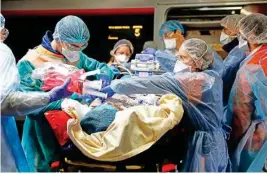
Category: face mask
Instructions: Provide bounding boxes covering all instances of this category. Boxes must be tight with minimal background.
[164,38,176,50]
[220,32,232,45]
[115,54,130,63]
[238,35,250,53]
[173,60,191,73]
[62,47,80,62]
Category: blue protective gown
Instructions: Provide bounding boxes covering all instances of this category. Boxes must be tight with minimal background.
[155,49,224,77]
[1,117,31,172]
[17,31,115,172]
[225,44,267,172]
[110,70,230,172]
[222,46,246,106]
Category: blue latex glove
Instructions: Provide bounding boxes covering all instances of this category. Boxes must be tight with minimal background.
[141,48,157,56]
[48,78,72,102]
[100,86,115,98]
[80,93,95,104]
[99,73,112,88]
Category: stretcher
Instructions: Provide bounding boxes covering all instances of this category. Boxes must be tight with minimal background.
[55,123,190,172]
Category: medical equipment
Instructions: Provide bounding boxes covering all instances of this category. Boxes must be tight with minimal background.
[130,54,161,77]
[82,88,108,99]
[82,80,102,91]
[79,69,101,81]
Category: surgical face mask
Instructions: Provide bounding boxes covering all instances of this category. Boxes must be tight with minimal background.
[62,47,80,62]
[220,32,232,45]
[173,60,191,73]
[164,38,176,50]
[115,54,130,63]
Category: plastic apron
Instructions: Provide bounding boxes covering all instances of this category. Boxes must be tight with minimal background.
[226,45,267,172]
[222,46,246,106]
[0,42,31,172]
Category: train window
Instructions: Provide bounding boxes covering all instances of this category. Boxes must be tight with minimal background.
[4,14,154,63]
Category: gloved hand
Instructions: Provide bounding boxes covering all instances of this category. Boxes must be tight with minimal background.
[142,47,157,56]
[99,73,112,88]
[100,86,115,98]
[48,78,72,102]
[110,64,121,75]
[81,93,95,104]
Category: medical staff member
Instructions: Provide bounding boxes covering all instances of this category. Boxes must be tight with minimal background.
[220,14,245,53]
[97,38,230,172]
[225,13,267,172]
[16,15,114,172]
[220,15,247,105]
[0,14,72,172]
[156,20,224,76]
[107,39,134,78]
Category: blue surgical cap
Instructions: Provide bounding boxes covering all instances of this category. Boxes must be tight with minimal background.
[0,14,5,28]
[53,15,90,44]
[159,20,185,37]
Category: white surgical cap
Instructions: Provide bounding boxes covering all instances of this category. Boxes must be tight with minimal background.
[220,14,244,34]
[110,39,134,56]
[180,38,214,70]
[238,13,267,44]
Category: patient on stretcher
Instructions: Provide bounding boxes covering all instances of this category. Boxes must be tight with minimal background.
[34,62,184,162]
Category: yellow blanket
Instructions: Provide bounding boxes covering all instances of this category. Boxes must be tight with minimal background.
[67,94,184,162]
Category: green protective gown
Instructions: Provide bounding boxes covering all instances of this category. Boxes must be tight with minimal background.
[17,52,114,172]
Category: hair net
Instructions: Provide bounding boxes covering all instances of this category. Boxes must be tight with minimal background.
[220,14,244,34]
[53,15,90,44]
[180,38,214,70]
[0,14,5,28]
[159,20,185,37]
[110,39,134,56]
[238,13,267,44]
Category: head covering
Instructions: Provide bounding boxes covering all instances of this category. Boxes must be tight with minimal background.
[220,14,244,34]
[180,38,214,70]
[0,14,5,29]
[159,20,185,37]
[110,39,134,56]
[238,13,267,44]
[53,15,90,44]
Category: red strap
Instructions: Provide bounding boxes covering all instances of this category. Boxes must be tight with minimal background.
[162,164,176,172]
[50,161,60,169]
[248,45,267,76]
